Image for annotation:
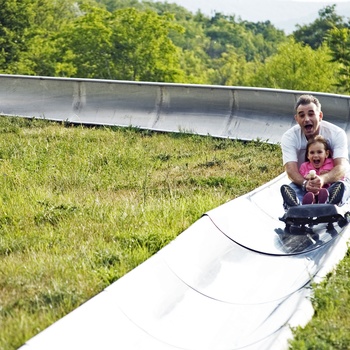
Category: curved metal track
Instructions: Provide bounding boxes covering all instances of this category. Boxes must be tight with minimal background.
[1,75,349,349]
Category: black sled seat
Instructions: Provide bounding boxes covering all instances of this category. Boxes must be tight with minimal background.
[279,204,350,227]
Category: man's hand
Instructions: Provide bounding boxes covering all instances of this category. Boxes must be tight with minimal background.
[306,175,323,194]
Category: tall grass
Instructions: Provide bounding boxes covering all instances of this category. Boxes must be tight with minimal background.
[0,116,348,349]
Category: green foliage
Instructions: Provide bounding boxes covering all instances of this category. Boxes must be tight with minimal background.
[294,4,348,49]
[55,5,115,78]
[208,46,248,86]
[202,13,286,62]
[53,5,184,81]
[150,3,213,84]
[248,38,339,92]
[97,0,213,84]
[96,0,147,12]
[290,255,350,349]
[110,8,184,81]
[0,0,82,75]
[292,3,350,94]
[0,0,34,70]
[0,0,349,90]
[327,27,350,93]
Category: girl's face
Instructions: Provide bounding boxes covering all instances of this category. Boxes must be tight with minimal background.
[307,142,329,169]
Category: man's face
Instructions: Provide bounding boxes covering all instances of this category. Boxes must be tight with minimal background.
[295,102,323,140]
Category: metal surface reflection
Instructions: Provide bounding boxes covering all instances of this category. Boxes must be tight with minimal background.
[21,174,350,350]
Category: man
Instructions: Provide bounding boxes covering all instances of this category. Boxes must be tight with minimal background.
[280,94,350,210]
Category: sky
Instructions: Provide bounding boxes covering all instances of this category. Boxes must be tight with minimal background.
[168,0,350,33]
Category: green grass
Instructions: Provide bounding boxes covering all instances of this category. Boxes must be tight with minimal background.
[0,116,348,349]
[289,251,350,350]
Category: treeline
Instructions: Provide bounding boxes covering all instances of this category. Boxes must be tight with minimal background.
[0,0,349,93]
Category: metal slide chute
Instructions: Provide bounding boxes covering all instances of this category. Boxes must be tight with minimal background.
[20,173,350,350]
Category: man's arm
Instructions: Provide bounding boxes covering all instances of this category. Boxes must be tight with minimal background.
[285,161,305,186]
[318,157,347,187]
[285,158,348,194]
[305,158,348,193]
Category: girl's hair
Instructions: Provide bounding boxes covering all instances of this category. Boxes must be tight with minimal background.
[305,135,331,161]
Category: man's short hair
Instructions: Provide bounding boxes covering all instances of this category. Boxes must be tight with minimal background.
[295,94,321,112]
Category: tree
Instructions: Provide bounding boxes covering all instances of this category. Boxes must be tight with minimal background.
[55,6,185,82]
[95,0,143,12]
[327,27,350,93]
[204,12,248,59]
[242,20,287,61]
[56,5,115,78]
[293,4,347,49]
[1,0,84,75]
[179,49,212,84]
[110,8,184,82]
[248,38,339,93]
[208,46,248,86]
[0,0,34,71]
[0,0,292,85]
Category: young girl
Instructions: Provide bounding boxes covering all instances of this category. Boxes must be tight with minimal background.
[299,135,334,204]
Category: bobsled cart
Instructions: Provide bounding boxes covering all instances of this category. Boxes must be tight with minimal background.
[279,203,350,235]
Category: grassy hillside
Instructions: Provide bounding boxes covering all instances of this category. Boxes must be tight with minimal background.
[0,116,348,349]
